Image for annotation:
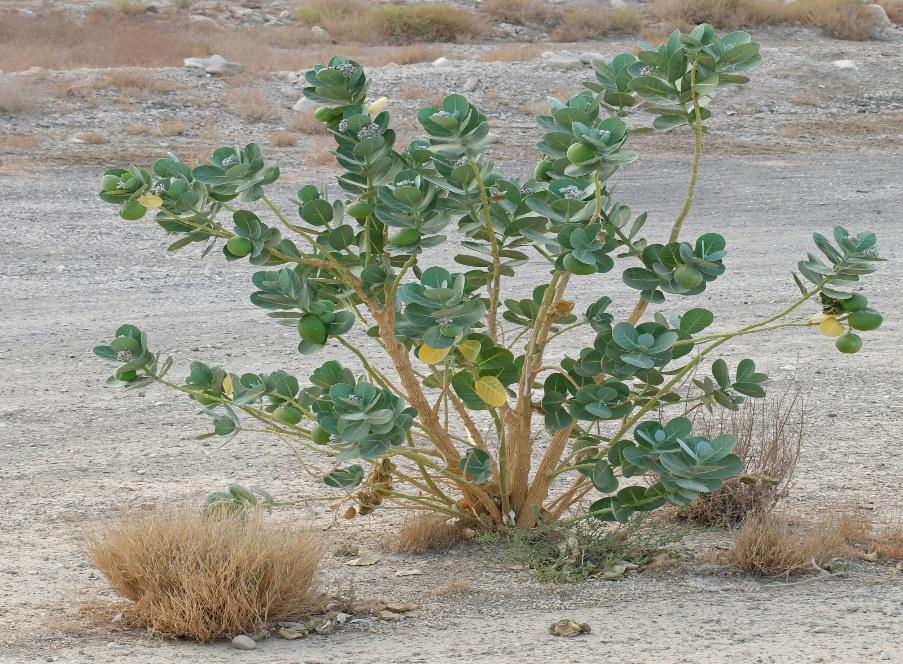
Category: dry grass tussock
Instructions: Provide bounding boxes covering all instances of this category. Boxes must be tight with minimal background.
[269,131,298,147]
[224,87,281,123]
[679,387,805,526]
[385,515,467,554]
[481,44,545,62]
[295,0,485,43]
[0,77,40,114]
[0,11,444,73]
[552,6,645,40]
[652,0,880,40]
[877,0,903,23]
[84,509,324,642]
[483,0,553,24]
[728,509,902,577]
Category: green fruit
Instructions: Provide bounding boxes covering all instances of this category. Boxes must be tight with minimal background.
[847,308,882,331]
[566,143,595,165]
[390,228,420,247]
[298,314,328,345]
[274,405,303,425]
[534,160,554,182]
[120,200,146,221]
[313,107,334,122]
[346,201,372,219]
[674,265,704,289]
[116,369,137,382]
[101,174,121,192]
[840,293,868,312]
[835,333,862,354]
[562,253,597,275]
[311,426,331,444]
[226,236,253,257]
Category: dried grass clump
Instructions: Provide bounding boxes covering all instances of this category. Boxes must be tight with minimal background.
[91,0,148,16]
[728,512,849,577]
[386,515,466,554]
[0,77,40,114]
[224,88,281,123]
[483,0,552,25]
[877,0,903,24]
[679,387,805,526]
[79,131,110,145]
[84,510,324,642]
[553,5,645,40]
[269,131,298,147]
[652,0,878,40]
[295,1,484,44]
[481,44,544,62]
[833,512,903,561]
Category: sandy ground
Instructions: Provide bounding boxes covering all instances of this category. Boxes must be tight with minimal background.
[1,31,902,664]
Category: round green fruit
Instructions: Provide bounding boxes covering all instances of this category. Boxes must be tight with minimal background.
[298,314,328,345]
[847,308,882,331]
[116,369,137,382]
[346,201,372,219]
[274,405,303,425]
[562,253,597,275]
[534,160,554,182]
[226,236,253,257]
[313,107,334,122]
[840,293,868,312]
[835,333,862,354]
[566,143,595,165]
[390,228,421,247]
[311,426,331,444]
[101,175,121,192]
[673,265,704,289]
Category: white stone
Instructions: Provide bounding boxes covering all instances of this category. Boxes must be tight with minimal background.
[545,57,582,71]
[463,77,478,92]
[610,0,628,8]
[579,52,605,64]
[293,97,315,113]
[832,60,856,69]
[867,4,893,29]
[311,25,334,43]
[230,635,256,650]
[432,57,451,67]
[205,59,243,75]
[188,15,220,29]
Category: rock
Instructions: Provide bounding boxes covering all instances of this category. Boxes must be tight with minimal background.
[432,57,451,67]
[610,0,628,7]
[549,619,592,637]
[204,58,244,76]
[867,4,895,38]
[384,602,419,613]
[293,97,315,113]
[345,552,380,566]
[579,51,605,64]
[832,60,856,69]
[463,78,478,92]
[188,15,220,29]
[230,635,256,650]
[311,25,334,43]
[279,10,292,19]
[545,57,582,71]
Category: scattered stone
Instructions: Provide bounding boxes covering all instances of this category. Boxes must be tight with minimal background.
[866,4,894,37]
[311,26,335,43]
[334,612,352,624]
[395,569,422,577]
[549,619,592,637]
[463,78,479,92]
[277,626,308,640]
[541,51,583,70]
[432,57,451,68]
[832,60,856,69]
[579,52,605,65]
[231,635,256,650]
[279,10,292,20]
[610,0,628,8]
[293,97,315,113]
[333,543,359,557]
[384,602,419,613]
[188,15,220,29]
[345,552,380,566]
[204,55,243,76]
[378,609,401,621]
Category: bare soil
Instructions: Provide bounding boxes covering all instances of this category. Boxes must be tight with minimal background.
[0,26,901,664]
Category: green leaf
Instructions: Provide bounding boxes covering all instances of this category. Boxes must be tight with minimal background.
[459,448,492,484]
[680,308,714,334]
[324,465,365,489]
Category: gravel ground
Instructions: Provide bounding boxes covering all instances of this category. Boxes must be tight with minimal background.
[1,29,902,664]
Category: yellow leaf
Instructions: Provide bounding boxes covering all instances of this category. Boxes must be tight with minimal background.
[222,374,234,399]
[819,316,844,337]
[367,96,388,117]
[457,340,481,363]
[418,344,450,364]
[137,193,163,209]
[475,375,507,408]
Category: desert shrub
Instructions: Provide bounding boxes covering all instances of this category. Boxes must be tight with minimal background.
[91,0,148,15]
[652,0,879,40]
[387,515,467,554]
[501,515,683,582]
[483,0,553,25]
[85,509,323,641]
[553,6,646,40]
[728,512,850,577]
[92,25,886,535]
[223,87,281,123]
[678,387,805,526]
